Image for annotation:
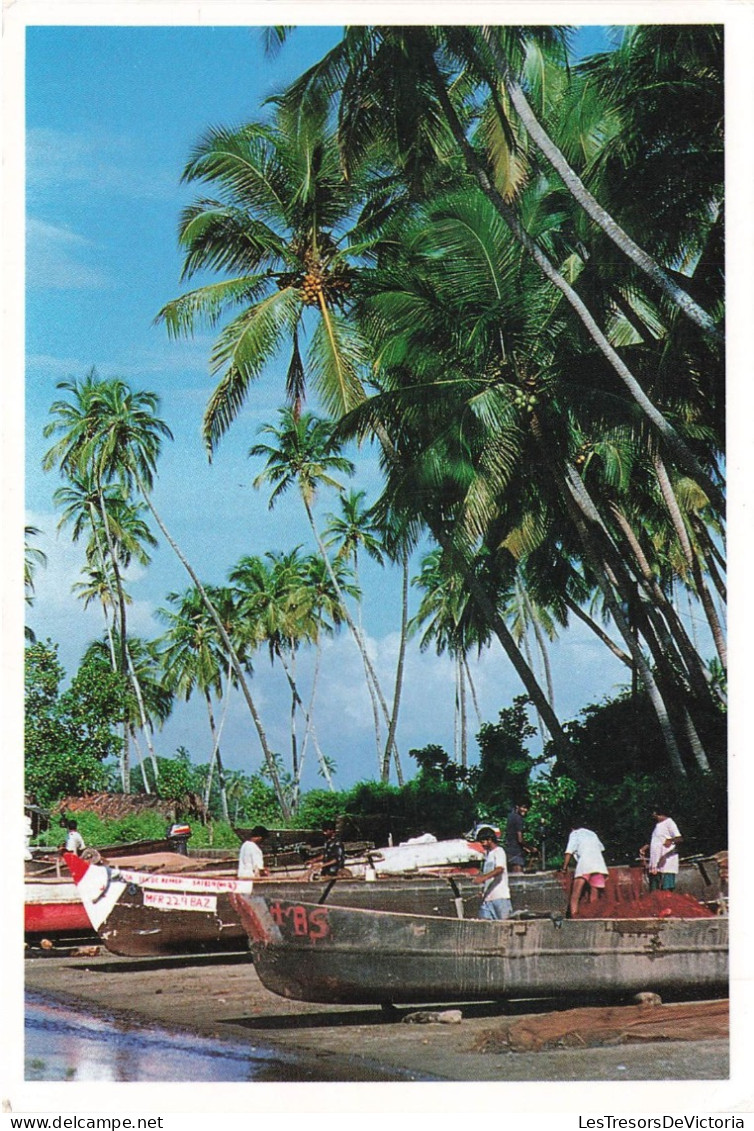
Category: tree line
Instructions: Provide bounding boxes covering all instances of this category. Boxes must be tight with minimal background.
[26,25,725,823]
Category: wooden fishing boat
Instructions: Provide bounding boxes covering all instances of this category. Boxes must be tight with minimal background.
[62,852,485,956]
[232,894,729,1006]
[24,874,93,936]
[60,847,727,957]
[63,853,257,955]
[25,848,236,940]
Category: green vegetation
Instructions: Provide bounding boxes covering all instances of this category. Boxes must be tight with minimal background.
[25,641,122,806]
[26,26,726,847]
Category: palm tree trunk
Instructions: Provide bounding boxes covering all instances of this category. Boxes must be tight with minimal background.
[682,706,712,773]
[564,594,633,666]
[351,559,384,771]
[453,661,460,763]
[608,504,719,708]
[458,655,468,768]
[478,27,721,339]
[516,607,546,748]
[92,492,131,791]
[302,497,400,776]
[520,582,556,711]
[690,517,726,603]
[130,727,151,792]
[431,526,571,760]
[203,687,230,821]
[557,462,687,775]
[296,643,335,791]
[288,651,299,792]
[381,549,409,785]
[124,650,160,787]
[276,646,335,800]
[652,452,727,669]
[427,58,725,515]
[463,654,483,726]
[133,471,291,820]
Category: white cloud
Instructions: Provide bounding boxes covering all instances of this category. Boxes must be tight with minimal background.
[27,128,177,202]
[26,216,113,290]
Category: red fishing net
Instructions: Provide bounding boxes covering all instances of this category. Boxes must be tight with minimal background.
[574,889,715,919]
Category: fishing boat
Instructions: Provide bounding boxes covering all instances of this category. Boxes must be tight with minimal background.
[63,852,256,954]
[62,851,485,956]
[60,845,728,957]
[232,894,729,1006]
[24,848,236,941]
[24,873,93,936]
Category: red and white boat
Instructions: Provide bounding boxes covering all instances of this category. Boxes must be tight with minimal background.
[25,872,93,936]
[24,848,237,941]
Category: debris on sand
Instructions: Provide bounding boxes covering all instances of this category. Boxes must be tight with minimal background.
[473,1000,728,1054]
[403,1010,463,1025]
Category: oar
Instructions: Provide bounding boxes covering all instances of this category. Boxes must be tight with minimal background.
[447,876,465,919]
[317,878,338,905]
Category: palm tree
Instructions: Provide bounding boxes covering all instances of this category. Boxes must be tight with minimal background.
[297,552,353,790]
[470,26,721,338]
[282,25,724,514]
[24,525,47,642]
[156,99,371,453]
[155,585,240,820]
[81,636,174,792]
[43,373,292,817]
[503,568,559,749]
[341,172,721,773]
[249,406,403,783]
[323,489,386,771]
[45,382,160,790]
[410,547,490,767]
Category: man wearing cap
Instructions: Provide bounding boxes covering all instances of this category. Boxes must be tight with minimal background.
[238,825,269,879]
[471,827,512,921]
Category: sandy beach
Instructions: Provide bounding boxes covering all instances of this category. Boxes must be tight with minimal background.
[24,946,729,1083]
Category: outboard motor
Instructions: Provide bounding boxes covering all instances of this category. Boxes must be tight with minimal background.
[166,823,192,855]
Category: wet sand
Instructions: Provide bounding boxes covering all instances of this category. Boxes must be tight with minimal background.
[24,947,729,1082]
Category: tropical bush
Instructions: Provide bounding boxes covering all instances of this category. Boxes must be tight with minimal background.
[25,641,120,805]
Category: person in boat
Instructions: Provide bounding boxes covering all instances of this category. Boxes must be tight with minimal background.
[313,822,346,877]
[561,824,609,917]
[471,827,512,920]
[63,819,85,856]
[238,825,269,879]
[639,806,683,891]
[504,800,532,873]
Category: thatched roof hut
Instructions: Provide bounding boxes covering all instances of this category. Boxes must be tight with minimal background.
[53,791,208,823]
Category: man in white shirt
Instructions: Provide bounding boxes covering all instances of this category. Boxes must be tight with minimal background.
[471,827,512,921]
[63,819,85,856]
[238,825,269,879]
[640,807,683,891]
[561,825,609,917]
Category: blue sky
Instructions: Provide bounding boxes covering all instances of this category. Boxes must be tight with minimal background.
[22,22,693,796]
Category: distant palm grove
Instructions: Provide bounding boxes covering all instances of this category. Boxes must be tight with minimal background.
[25,25,726,853]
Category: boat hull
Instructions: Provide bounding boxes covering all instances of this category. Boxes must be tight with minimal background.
[70,870,483,957]
[62,855,727,957]
[234,895,729,1006]
[24,878,92,935]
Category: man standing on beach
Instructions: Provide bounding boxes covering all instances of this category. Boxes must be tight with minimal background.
[238,825,269,879]
[504,800,531,873]
[472,827,512,920]
[640,806,683,890]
